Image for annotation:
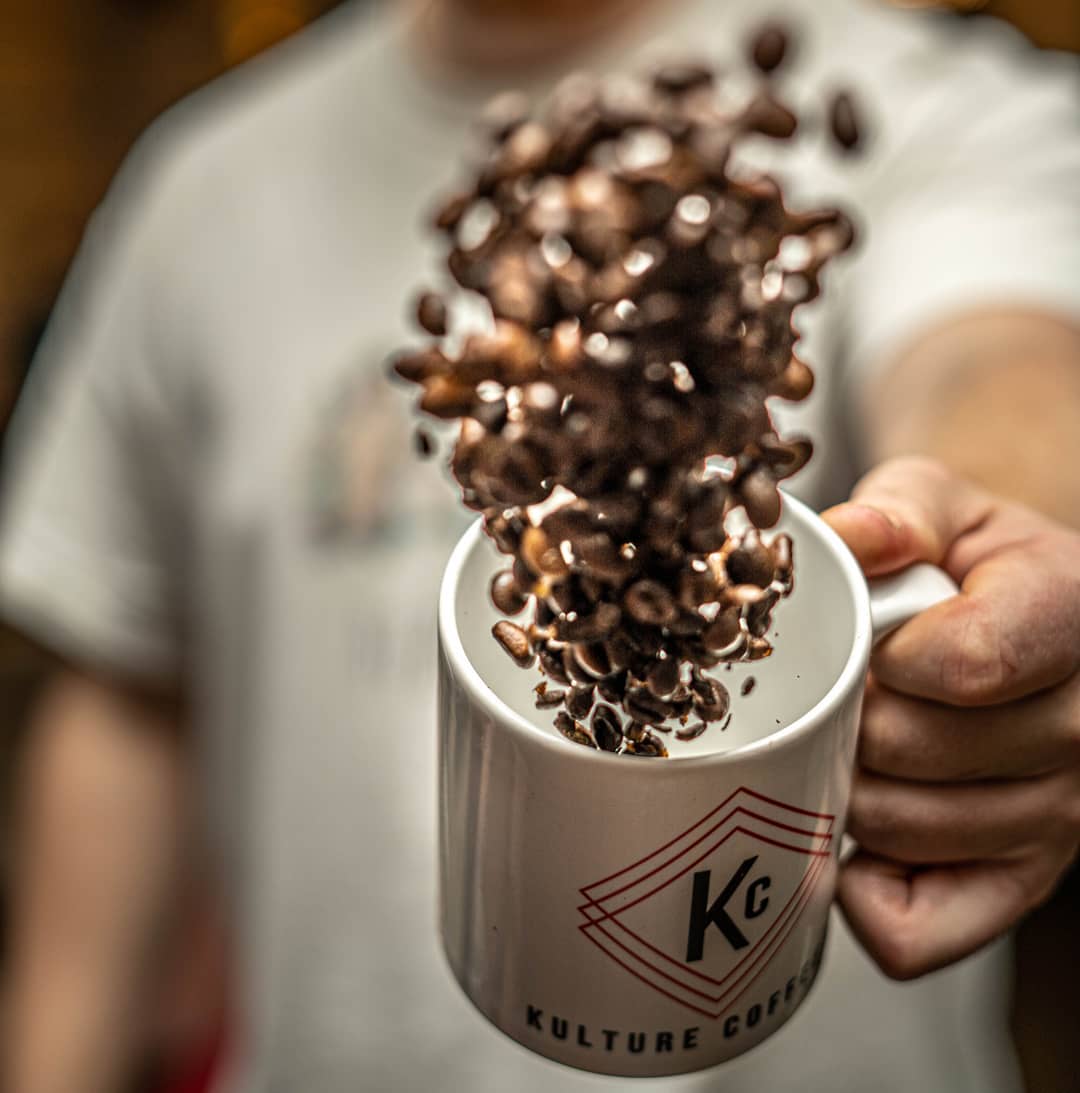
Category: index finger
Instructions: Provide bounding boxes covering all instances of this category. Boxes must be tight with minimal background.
[872,535,1080,704]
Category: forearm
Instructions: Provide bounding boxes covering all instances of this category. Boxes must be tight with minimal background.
[3,670,189,1093]
[860,308,1080,528]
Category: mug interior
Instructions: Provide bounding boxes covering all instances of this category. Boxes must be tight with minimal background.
[444,494,869,759]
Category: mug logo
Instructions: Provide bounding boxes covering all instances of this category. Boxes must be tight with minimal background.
[577,787,834,1019]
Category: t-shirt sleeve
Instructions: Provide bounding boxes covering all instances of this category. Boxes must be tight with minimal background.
[0,139,194,684]
[837,12,1080,392]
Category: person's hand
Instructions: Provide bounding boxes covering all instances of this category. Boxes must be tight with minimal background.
[822,456,1080,980]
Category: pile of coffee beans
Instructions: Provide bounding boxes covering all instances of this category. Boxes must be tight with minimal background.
[393,25,857,756]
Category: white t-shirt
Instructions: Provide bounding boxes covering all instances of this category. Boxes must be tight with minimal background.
[3,2,1078,1090]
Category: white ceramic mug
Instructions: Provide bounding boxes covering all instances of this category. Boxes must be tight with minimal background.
[437,492,956,1077]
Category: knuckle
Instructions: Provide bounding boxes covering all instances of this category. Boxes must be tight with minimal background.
[938,607,1020,705]
[872,928,925,982]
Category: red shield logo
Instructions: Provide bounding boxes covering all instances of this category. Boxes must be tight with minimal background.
[577,787,834,1019]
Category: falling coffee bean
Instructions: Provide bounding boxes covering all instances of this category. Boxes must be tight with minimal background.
[750,24,788,74]
[492,621,534,668]
[393,50,859,755]
[591,704,624,752]
[828,91,861,151]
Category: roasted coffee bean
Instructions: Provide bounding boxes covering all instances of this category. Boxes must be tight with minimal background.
[520,526,570,580]
[591,704,624,752]
[690,673,730,721]
[771,356,814,400]
[624,580,679,627]
[596,669,629,704]
[392,346,449,384]
[538,644,571,684]
[771,533,793,584]
[492,621,534,668]
[562,646,596,685]
[554,602,622,642]
[742,94,797,139]
[725,536,774,587]
[645,655,680,697]
[472,397,509,434]
[740,676,756,697]
[395,52,861,754]
[667,607,706,637]
[414,428,435,458]
[555,710,597,748]
[626,730,668,757]
[490,569,528,615]
[416,292,448,336]
[511,555,534,595]
[736,467,782,527]
[534,684,567,709]
[625,685,673,726]
[678,567,719,610]
[534,599,556,627]
[574,641,613,679]
[750,24,788,73]
[566,683,596,720]
[746,589,779,636]
[419,374,476,419]
[701,610,741,652]
[828,91,861,151]
[487,512,524,555]
[675,720,708,742]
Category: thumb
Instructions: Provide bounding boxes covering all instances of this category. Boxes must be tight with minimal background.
[821,456,992,578]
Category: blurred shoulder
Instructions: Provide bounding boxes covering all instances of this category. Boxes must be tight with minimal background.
[101,1,389,251]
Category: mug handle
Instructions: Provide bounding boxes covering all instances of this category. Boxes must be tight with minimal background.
[868,563,959,642]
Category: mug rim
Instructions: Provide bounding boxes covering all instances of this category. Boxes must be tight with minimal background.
[438,491,872,766]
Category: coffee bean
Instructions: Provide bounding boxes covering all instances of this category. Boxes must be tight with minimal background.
[741,676,757,697]
[828,91,861,151]
[520,526,569,580]
[574,641,613,679]
[555,710,597,749]
[726,537,774,587]
[492,621,534,668]
[625,685,673,726]
[538,645,571,684]
[691,673,730,721]
[645,655,680,697]
[742,94,798,139]
[736,467,782,527]
[566,683,596,720]
[396,54,862,753]
[591,703,624,752]
[490,569,528,615]
[392,346,449,385]
[416,292,448,336]
[626,730,668,757]
[624,580,679,627]
[675,720,708,742]
[554,602,622,643]
[414,428,435,458]
[596,669,629,704]
[701,610,741,652]
[419,374,476,419]
[750,24,788,74]
[534,683,567,709]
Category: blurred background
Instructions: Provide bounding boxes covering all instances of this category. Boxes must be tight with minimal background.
[0,1,1077,1090]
